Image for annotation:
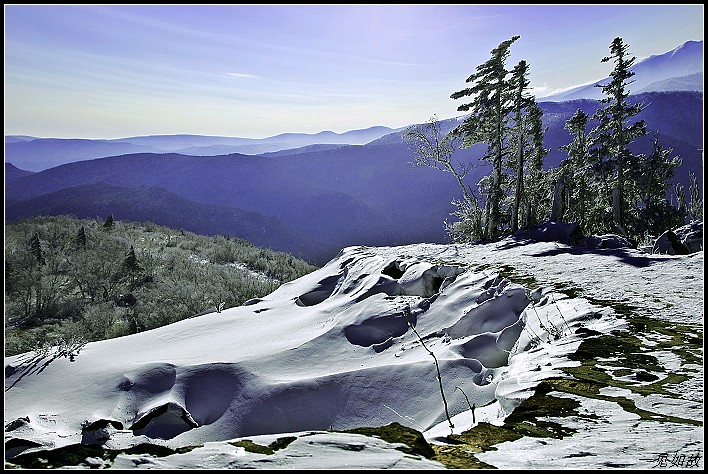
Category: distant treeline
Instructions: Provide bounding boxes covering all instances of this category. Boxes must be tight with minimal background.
[5,215,319,356]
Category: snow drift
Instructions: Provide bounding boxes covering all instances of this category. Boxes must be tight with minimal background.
[5,242,612,464]
[5,239,703,469]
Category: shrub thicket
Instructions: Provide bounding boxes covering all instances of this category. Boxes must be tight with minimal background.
[5,215,319,356]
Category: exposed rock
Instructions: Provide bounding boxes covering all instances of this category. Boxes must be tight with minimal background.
[523,221,584,245]
[653,230,690,255]
[580,234,632,250]
[5,416,30,432]
[673,220,703,253]
[81,419,124,445]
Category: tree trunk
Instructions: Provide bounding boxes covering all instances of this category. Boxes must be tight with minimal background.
[550,176,566,222]
[512,133,524,233]
[612,186,627,236]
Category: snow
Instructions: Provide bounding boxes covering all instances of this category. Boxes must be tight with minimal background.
[477,390,703,469]
[4,237,703,469]
[107,432,447,470]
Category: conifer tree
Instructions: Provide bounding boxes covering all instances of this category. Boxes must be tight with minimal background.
[30,232,46,266]
[624,134,681,236]
[523,101,549,228]
[124,245,142,274]
[123,245,143,289]
[508,59,534,232]
[76,226,87,248]
[635,133,682,227]
[688,171,702,222]
[559,109,593,227]
[451,35,519,239]
[590,37,647,236]
[103,213,114,231]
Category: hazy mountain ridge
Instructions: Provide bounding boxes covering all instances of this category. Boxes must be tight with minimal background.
[5,91,703,265]
[5,182,335,263]
[3,139,166,173]
[5,145,457,264]
[5,126,401,172]
[5,162,35,182]
[6,40,701,171]
[5,40,703,264]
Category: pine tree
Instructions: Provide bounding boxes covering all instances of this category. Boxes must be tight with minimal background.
[123,245,143,289]
[30,232,46,266]
[76,226,87,248]
[590,37,647,236]
[688,171,703,222]
[451,35,519,239]
[632,133,682,236]
[510,60,530,232]
[124,245,142,273]
[523,101,549,228]
[103,213,114,231]
[559,109,593,227]
[507,60,540,232]
[637,134,680,208]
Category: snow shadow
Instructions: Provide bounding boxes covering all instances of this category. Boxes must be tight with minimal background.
[295,272,344,306]
[531,246,668,268]
[343,307,415,348]
[124,363,253,440]
[355,261,464,302]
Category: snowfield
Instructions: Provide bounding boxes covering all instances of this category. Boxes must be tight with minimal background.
[4,235,703,469]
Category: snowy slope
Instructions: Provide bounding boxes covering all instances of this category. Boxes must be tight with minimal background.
[4,237,704,469]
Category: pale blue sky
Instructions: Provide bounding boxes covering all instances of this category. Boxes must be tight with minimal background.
[4,4,704,139]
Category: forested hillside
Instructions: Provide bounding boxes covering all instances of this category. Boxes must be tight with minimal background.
[5,215,318,356]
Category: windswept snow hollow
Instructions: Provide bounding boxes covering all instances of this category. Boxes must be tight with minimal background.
[4,239,703,469]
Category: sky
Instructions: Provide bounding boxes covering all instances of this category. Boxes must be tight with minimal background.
[3,4,704,139]
[5,236,703,468]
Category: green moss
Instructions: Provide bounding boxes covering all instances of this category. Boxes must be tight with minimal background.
[227,436,296,455]
[560,329,703,427]
[572,333,663,372]
[427,382,591,469]
[121,443,176,457]
[5,442,179,469]
[345,422,435,458]
[448,421,522,449]
[229,440,274,455]
[494,264,540,288]
[268,436,297,451]
[428,422,521,469]
[556,283,584,299]
[429,444,497,469]
[6,444,107,469]
[174,445,203,454]
[503,383,582,439]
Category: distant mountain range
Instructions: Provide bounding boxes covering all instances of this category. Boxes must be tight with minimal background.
[5,90,703,264]
[540,39,702,102]
[5,41,703,265]
[4,126,403,172]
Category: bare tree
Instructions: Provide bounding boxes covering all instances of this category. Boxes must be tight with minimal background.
[404,115,484,240]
